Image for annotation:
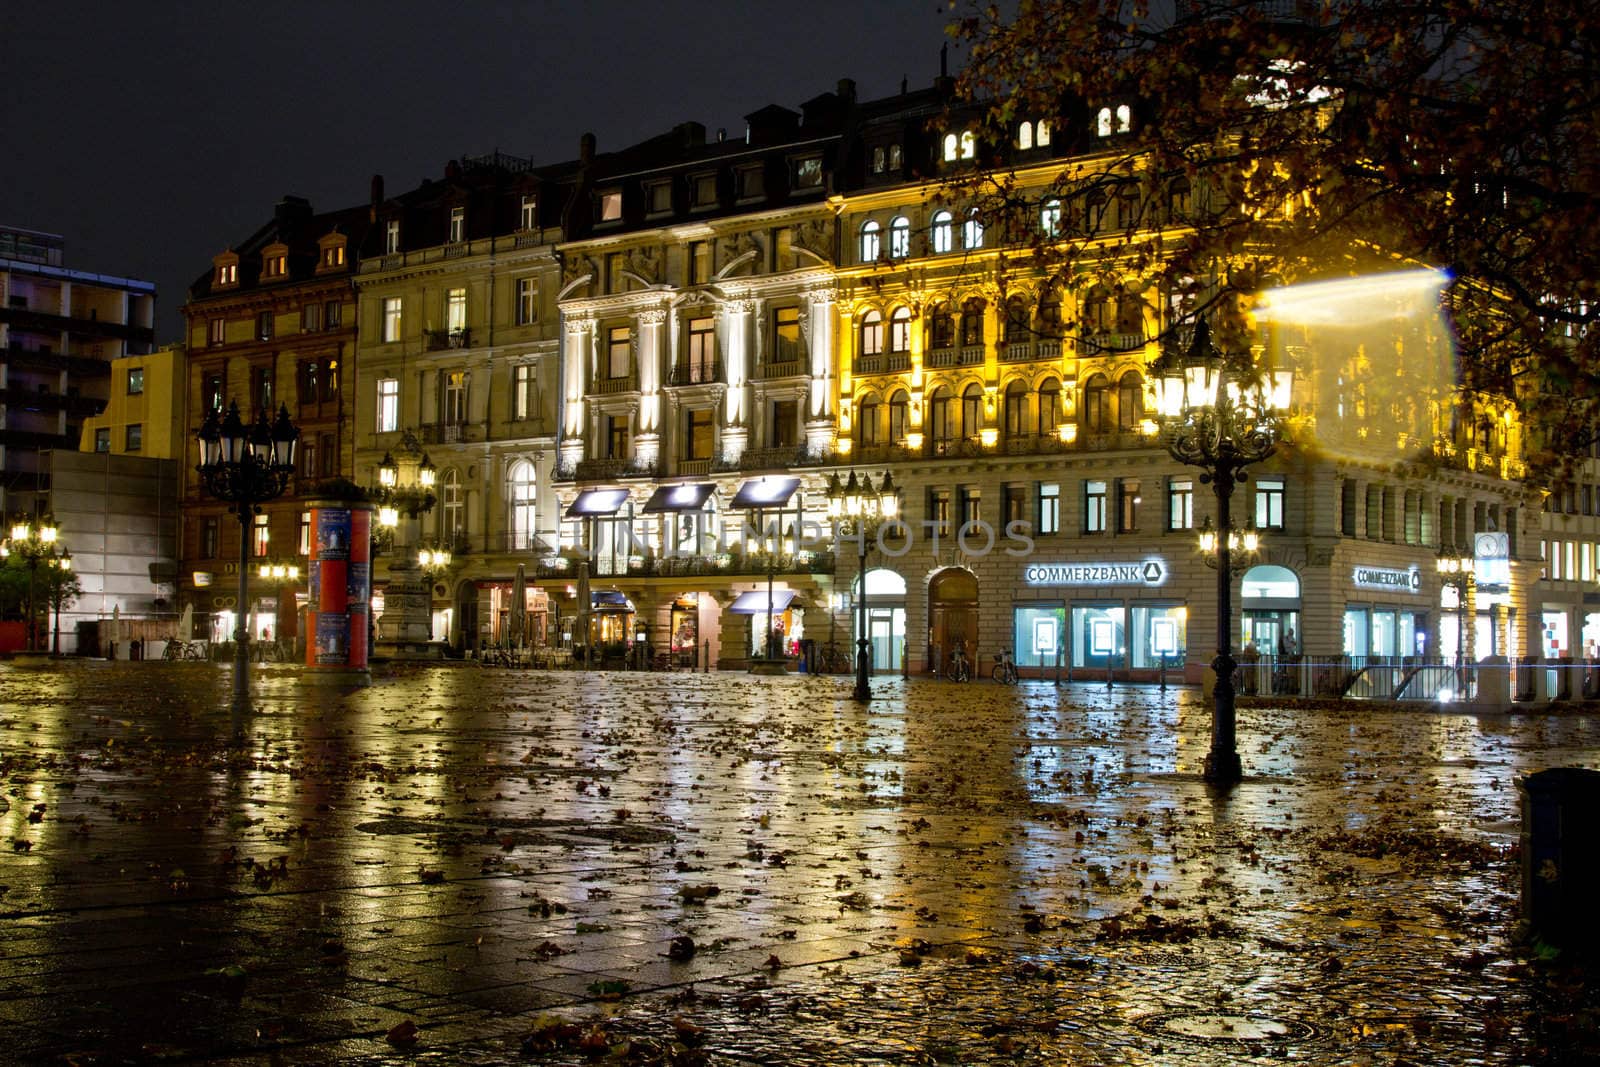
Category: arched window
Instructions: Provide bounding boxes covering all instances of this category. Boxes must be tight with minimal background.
[507,459,537,550]
[930,386,955,443]
[1038,378,1062,434]
[1117,370,1144,431]
[963,210,984,249]
[888,389,909,443]
[858,394,880,446]
[889,216,911,258]
[1116,104,1132,132]
[1036,120,1051,147]
[930,210,954,254]
[440,468,463,542]
[929,303,954,350]
[1017,122,1033,150]
[1085,191,1108,233]
[860,309,884,356]
[1083,373,1110,433]
[889,307,912,352]
[1004,296,1031,344]
[959,130,976,159]
[962,384,983,439]
[1040,197,1062,236]
[1003,380,1028,437]
[1115,187,1140,230]
[1083,285,1111,335]
[942,133,959,162]
[859,220,881,262]
[1167,178,1192,223]
[960,298,985,347]
[1097,107,1113,137]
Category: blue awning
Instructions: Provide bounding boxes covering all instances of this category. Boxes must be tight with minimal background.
[727,589,798,614]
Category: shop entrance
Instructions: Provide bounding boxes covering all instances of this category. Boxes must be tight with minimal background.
[854,568,906,672]
[928,567,979,674]
[1241,564,1301,657]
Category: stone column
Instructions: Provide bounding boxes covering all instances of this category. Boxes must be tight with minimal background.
[634,308,667,468]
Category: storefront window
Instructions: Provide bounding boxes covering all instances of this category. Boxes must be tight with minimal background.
[1131,605,1187,668]
[1070,604,1126,667]
[1013,603,1066,668]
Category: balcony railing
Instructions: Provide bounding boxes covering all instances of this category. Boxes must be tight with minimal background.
[590,373,639,395]
[759,359,805,379]
[539,550,837,580]
[418,421,486,445]
[1080,330,1146,353]
[668,359,723,386]
[568,456,660,482]
[424,328,472,351]
[675,458,713,476]
[885,351,911,372]
[957,345,985,366]
[853,354,883,375]
[727,444,823,472]
[926,347,957,368]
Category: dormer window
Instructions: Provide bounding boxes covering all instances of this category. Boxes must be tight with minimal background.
[317,233,348,273]
[792,156,823,190]
[448,206,465,244]
[691,172,718,208]
[598,188,623,222]
[213,253,239,288]
[261,244,288,279]
[1017,120,1052,149]
[384,218,400,254]
[519,194,537,231]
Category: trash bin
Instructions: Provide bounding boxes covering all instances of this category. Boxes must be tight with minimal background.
[1515,656,1538,702]
[130,639,143,661]
[1519,767,1600,953]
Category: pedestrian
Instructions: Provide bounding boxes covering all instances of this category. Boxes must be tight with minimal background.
[1278,628,1296,657]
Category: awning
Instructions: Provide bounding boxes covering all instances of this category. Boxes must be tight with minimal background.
[566,487,630,517]
[727,589,798,614]
[642,483,715,513]
[592,590,634,612]
[730,476,800,509]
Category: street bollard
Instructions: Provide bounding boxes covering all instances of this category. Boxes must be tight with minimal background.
[703,639,710,673]
[1519,767,1600,955]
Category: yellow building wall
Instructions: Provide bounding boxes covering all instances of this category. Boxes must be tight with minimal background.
[78,344,186,459]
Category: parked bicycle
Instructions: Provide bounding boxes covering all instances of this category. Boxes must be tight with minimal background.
[816,642,852,674]
[948,646,973,682]
[991,649,1019,684]
[162,640,208,661]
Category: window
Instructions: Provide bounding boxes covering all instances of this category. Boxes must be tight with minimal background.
[1038,378,1061,435]
[299,361,318,406]
[204,372,223,413]
[769,399,799,447]
[889,307,912,353]
[325,300,342,329]
[209,318,225,346]
[201,516,219,559]
[1004,297,1030,344]
[685,408,714,461]
[321,359,339,402]
[256,311,273,341]
[888,390,909,443]
[385,219,400,254]
[376,377,399,433]
[520,194,538,231]
[382,297,402,343]
[216,262,237,286]
[860,220,881,262]
[872,146,886,173]
[598,188,622,221]
[930,387,955,443]
[1085,479,1108,533]
[943,133,959,162]
[1039,483,1061,535]
[299,511,312,556]
[512,364,537,420]
[1041,198,1063,236]
[689,241,711,285]
[1018,122,1034,150]
[860,310,884,356]
[126,367,144,396]
[1167,178,1192,223]
[1097,105,1132,136]
[792,156,823,189]
[320,245,345,269]
[889,216,910,258]
[1040,287,1064,337]
[1083,374,1109,433]
[960,299,985,347]
[889,143,903,169]
[607,326,631,378]
[858,396,879,445]
[263,253,286,278]
[445,288,467,337]
[1003,485,1026,526]
[252,366,273,413]
[686,317,716,379]
[1003,381,1027,437]
[930,489,952,532]
[961,385,983,439]
[604,413,629,458]
[440,470,463,541]
[507,460,537,549]
[1256,477,1286,530]
[963,210,984,249]
[1168,479,1194,530]
[692,172,718,207]
[252,513,270,558]
[93,427,110,453]
[929,303,954,349]
[1341,480,1358,536]
[448,205,465,244]
[300,303,321,333]
[773,307,801,362]
[299,436,317,479]
[737,166,764,200]
[930,210,953,254]
[516,277,537,325]
[443,371,467,425]
[647,181,672,213]
[960,487,982,527]
[1117,479,1141,533]
[1117,371,1144,431]
[1036,120,1051,146]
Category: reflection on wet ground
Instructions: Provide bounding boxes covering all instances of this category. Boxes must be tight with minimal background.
[1,661,1596,1064]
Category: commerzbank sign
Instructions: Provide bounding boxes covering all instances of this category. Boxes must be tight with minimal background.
[1352,564,1422,593]
[1023,560,1168,587]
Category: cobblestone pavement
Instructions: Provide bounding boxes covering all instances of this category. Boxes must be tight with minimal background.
[2,661,1599,1065]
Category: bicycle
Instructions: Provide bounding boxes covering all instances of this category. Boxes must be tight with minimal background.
[817,643,851,674]
[991,649,1019,685]
[948,649,972,682]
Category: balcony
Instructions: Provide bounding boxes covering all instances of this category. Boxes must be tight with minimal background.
[419,421,486,445]
[0,386,106,418]
[668,359,723,386]
[0,306,154,345]
[590,373,638,396]
[3,342,114,377]
[675,458,713,476]
[957,345,985,366]
[853,354,883,375]
[727,444,827,472]
[926,347,957,368]
[758,359,805,380]
[569,456,659,482]
[424,328,472,351]
[885,351,911,372]
[1080,330,1146,353]
[926,436,987,459]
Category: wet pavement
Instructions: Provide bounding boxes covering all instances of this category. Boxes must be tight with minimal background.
[2,661,1598,1065]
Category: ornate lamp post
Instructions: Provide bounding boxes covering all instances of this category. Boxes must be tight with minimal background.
[370,430,440,658]
[1153,318,1291,784]
[828,470,898,702]
[1,516,64,651]
[1436,544,1475,672]
[196,400,299,724]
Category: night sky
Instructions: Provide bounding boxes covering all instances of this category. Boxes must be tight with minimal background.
[2,1,958,339]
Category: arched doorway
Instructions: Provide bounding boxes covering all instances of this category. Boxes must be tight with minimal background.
[928,567,979,674]
[1241,564,1300,656]
[854,568,906,671]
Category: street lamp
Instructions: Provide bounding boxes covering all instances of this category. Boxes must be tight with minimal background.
[370,430,439,656]
[828,469,898,702]
[1436,544,1475,672]
[1,515,64,652]
[196,400,299,726]
[1153,317,1292,784]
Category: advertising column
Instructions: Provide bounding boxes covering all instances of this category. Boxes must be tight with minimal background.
[305,500,373,681]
